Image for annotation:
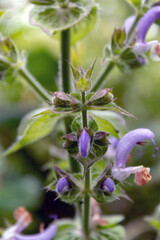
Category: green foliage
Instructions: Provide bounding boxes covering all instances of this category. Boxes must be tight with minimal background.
[0,174,41,212]
[118,47,146,73]
[125,0,143,8]
[72,6,97,45]
[3,109,60,156]
[0,37,25,83]
[145,204,160,231]
[54,217,125,240]
[29,0,94,35]
[91,114,119,138]
[111,28,126,55]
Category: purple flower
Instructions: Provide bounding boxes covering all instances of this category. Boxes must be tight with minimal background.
[112,128,158,182]
[2,207,57,240]
[101,178,115,193]
[105,136,119,159]
[57,177,71,193]
[78,129,91,158]
[124,15,136,35]
[133,6,160,59]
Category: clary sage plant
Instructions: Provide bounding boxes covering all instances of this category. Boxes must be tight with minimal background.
[0,0,160,239]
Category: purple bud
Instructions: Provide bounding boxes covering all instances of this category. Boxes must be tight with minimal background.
[79,129,91,158]
[101,178,115,193]
[57,177,71,193]
[15,224,57,240]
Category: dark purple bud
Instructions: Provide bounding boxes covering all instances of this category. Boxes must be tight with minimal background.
[79,129,91,158]
[101,178,115,193]
[57,177,71,193]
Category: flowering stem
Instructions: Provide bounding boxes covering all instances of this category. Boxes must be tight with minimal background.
[18,68,51,104]
[91,61,114,92]
[92,13,141,92]
[83,169,90,239]
[81,91,91,239]
[60,29,80,173]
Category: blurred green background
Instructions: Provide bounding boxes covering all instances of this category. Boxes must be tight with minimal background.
[0,0,160,239]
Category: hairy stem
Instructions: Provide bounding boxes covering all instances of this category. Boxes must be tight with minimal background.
[60,29,80,173]
[81,91,91,239]
[92,12,141,92]
[91,61,114,92]
[18,68,51,104]
[61,29,71,93]
[83,169,90,239]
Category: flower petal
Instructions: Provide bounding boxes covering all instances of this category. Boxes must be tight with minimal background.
[137,6,160,43]
[79,129,91,158]
[112,165,144,181]
[133,40,158,55]
[114,128,155,168]
[15,224,57,240]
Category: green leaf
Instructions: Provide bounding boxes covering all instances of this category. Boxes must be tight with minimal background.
[128,0,141,8]
[29,0,94,35]
[145,204,160,231]
[4,66,18,83]
[3,109,60,156]
[29,0,55,5]
[55,219,81,240]
[91,114,119,138]
[71,115,82,132]
[111,28,126,54]
[90,110,127,137]
[72,6,97,45]
[98,225,126,240]
[119,47,145,72]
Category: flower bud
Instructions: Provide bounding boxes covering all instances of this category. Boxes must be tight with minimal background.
[57,177,71,193]
[101,178,115,193]
[78,129,91,158]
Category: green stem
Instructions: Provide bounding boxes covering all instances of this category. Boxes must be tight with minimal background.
[18,68,51,104]
[81,91,91,239]
[60,29,80,173]
[61,29,71,93]
[83,169,90,239]
[91,61,114,92]
[82,91,87,127]
[92,13,141,93]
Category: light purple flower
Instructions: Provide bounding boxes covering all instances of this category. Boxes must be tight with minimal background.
[112,128,158,182]
[2,207,57,240]
[133,6,160,58]
[105,136,119,159]
[78,129,91,158]
[57,177,71,193]
[101,178,115,193]
[124,15,136,35]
